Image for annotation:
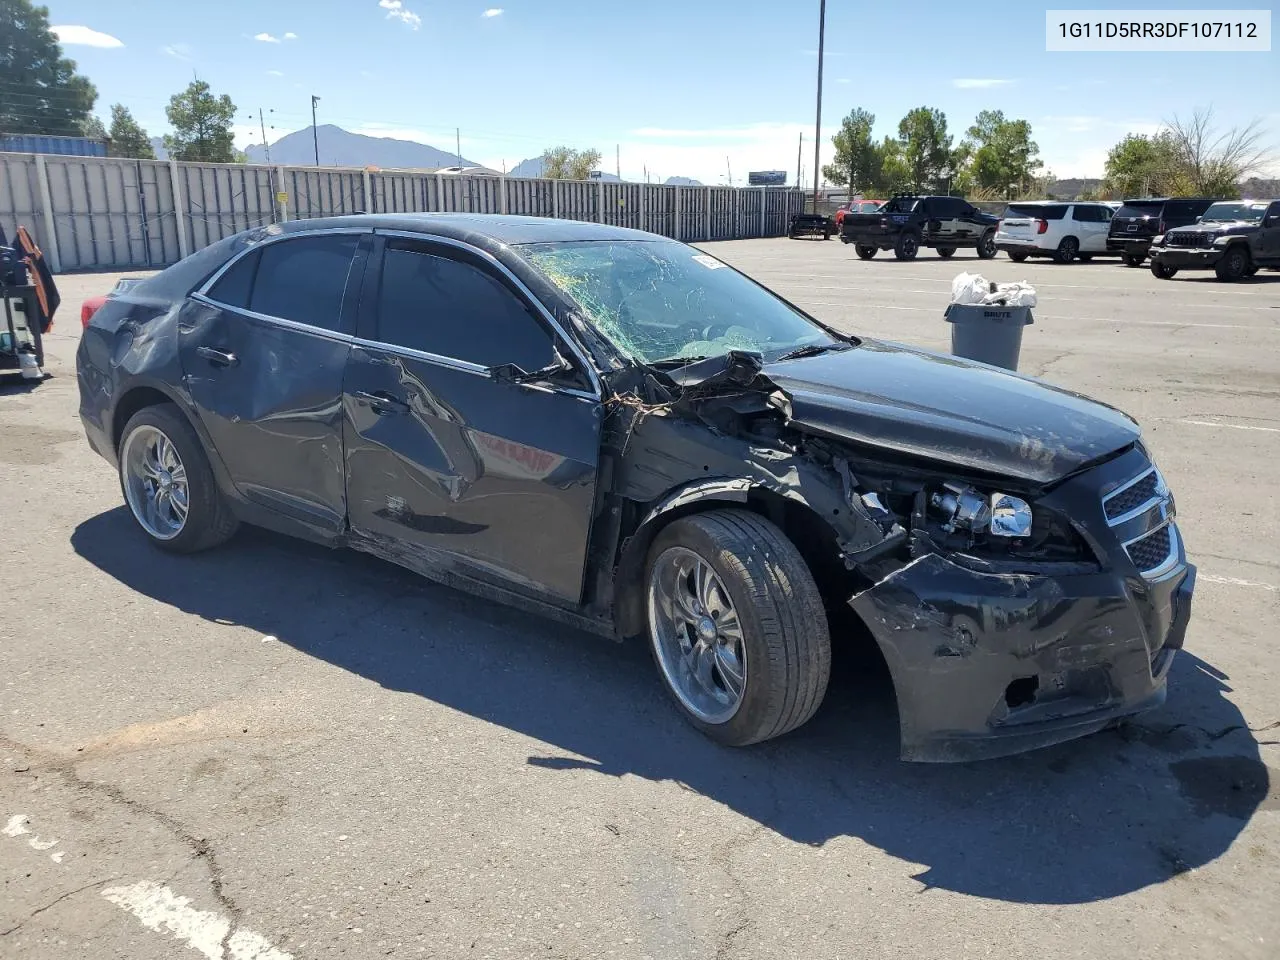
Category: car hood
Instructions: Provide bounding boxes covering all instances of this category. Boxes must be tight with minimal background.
[765,340,1139,485]
[1170,221,1258,235]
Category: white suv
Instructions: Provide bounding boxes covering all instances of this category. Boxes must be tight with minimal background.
[994,202,1116,263]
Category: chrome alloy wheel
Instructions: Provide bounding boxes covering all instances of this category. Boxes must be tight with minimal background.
[647,546,747,724]
[121,424,190,540]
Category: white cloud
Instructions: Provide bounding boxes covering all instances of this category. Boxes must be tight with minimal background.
[162,43,191,60]
[283,32,298,40]
[52,25,123,48]
[254,32,281,43]
[379,0,421,28]
[951,78,1014,89]
[266,69,285,77]
[836,78,850,84]
[482,8,504,17]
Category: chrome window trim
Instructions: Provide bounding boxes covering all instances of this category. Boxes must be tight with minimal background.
[195,226,373,299]
[189,292,355,345]
[1102,466,1168,527]
[373,229,604,400]
[349,336,489,377]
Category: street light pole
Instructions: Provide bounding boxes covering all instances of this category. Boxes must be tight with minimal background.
[812,0,826,213]
[310,95,321,167]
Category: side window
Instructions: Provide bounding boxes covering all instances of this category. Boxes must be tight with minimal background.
[1072,205,1099,222]
[205,249,260,308]
[1267,202,1280,223]
[931,198,962,217]
[376,244,556,371]
[248,234,360,331]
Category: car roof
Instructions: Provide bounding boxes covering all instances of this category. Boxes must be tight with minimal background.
[275,212,661,246]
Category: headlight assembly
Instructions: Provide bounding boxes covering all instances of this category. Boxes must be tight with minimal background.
[990,493,1034,538]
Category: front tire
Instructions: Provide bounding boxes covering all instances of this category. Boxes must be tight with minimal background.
[118,403,238,553]
[976,230,998,259]
[1215,245,1251,281]
[1150,261,1178,280]
[1007,250,1029,263]
[1054,236,1080,263]
[936,246,957,258]
[894,232,920,260]
[854,244,877,260]
[645,509,831,746]
[1124,252,1146,267]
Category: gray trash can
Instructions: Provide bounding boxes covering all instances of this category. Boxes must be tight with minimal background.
[944,303,1034,371]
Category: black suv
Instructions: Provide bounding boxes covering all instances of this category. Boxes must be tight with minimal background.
[1107,197,1217,266]
[1149,199,1280,281]
[840,194,999,260]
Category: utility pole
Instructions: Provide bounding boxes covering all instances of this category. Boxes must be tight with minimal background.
[812,0,826,212]
[796,132,803,190]
[726,156,732,187]
[456,128,462,167]
[310,95,321,166]
[258,108,273,164]
[616,144,621,181]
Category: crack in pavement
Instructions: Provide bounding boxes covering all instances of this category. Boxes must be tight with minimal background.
[0,876,120,938]
[0,734,245,958]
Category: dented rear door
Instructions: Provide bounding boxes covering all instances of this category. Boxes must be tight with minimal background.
[181,230,370,534]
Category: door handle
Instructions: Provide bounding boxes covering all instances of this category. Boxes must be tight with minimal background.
[196,345,238,367]
[353,390,409,415]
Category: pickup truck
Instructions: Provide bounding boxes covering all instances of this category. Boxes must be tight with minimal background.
[1148,199,1280,281]
[840,194,999,260]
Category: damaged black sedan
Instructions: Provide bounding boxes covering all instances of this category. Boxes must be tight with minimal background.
[77,215,1195,761]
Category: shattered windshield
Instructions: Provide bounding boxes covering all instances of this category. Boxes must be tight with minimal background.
[518,240,841,364]
[1201,202,1267,223]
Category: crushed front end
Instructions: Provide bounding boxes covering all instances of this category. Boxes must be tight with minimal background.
[847,445,1194,762]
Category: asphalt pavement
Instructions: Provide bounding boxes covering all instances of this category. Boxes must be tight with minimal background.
[2,239,1277,960]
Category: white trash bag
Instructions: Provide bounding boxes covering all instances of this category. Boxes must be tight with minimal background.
[951,272,1037,308]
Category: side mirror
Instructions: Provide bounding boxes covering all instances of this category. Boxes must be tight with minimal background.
[489,345,574,385]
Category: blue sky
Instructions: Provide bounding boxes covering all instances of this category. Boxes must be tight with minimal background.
[43,0,1280,183]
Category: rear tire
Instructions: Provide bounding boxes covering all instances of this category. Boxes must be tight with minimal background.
[1150,261,1178,280]
[645,509,831,746]
[1054,236,1080,264]
[118,403,238,553]
[1214,245,1251,282]
[1007,250,1029,263]
[893,232,920,260]
[976,230,998,259]
[936,246,957,258]
[854,244,877,260]
[1124,252,1146,267]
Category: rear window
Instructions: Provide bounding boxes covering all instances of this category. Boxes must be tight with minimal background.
[132,231,262,303]
[1115,202,1164,219]
[881,197,919,213]
[856,201,881,213]
[1005,203,1068,220]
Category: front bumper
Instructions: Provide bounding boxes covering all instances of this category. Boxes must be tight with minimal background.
[1149,246,1224,269]
[848,447,1195,762]
[1107,237,1153,255]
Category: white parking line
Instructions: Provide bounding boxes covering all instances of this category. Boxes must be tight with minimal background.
[1200,574,1280,592]
[102,880,293,960]
[782,283,1269,312]
[1178,419,1280,433]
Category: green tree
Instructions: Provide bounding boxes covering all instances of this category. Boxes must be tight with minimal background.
[896,107,953,192]
[163,80,237,162]
[821,108,881,193]
[541,146,602,180]
[80,114,107,139]
[0,0,98,135]
[107,104,154,159]
[962,110,1042,196]
[875,137,911,194]
[1164,108,1268,198]
[1103,133,1179,197]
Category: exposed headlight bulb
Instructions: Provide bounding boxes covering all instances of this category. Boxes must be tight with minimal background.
[930,483,990,533]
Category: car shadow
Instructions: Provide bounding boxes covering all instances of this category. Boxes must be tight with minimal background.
[72,507,1275,905]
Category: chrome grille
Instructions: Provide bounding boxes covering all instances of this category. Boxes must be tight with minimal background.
[1102,468,1164,524]
[1126,525,1172,572]
[1164,232,1213,248]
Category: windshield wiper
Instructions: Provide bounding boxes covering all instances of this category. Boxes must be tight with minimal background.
[774,341,852,362]
[649,355,709,369]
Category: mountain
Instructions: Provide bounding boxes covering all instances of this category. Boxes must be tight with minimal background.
[1043,178,1104,199]
[665,176,702,186]
[507,155,620,181]
[244,124,476,169]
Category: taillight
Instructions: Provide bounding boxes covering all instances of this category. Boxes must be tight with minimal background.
[81,301,100,329]
[1036,219,1048,235]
